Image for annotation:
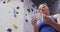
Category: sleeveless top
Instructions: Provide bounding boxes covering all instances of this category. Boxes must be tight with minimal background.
[37,15,58,32]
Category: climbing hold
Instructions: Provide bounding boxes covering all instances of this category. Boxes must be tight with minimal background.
[27,9,30,12]
[32,4,35,8]
[14,15,16,17]
[13,9,17,17]
[7,28,12,32]
[13,24,18,29]
[31,9,34,12]
[3,1,6,4]
[25,19,28,23]
[16,12,19,14]
[17,6,19,9]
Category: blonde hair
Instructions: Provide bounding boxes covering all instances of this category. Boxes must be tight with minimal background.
[38,3,47,11]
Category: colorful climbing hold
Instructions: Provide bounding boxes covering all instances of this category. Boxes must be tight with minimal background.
[7,28,12,32]
[16,12,19,14]
[25,19,28,23]
[27,9,30,12]
[3,1,6,4]
[32,4,35,8]
[14,15,16,17]
[13,24,18,29]
[31,9,34,12]
[13,9,17,17]
[17,6,19,9]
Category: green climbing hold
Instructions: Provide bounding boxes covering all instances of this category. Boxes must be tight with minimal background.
[32,4,35,8]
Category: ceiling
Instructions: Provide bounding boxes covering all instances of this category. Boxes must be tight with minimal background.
[31,0,58,15]
[32,0,57,7]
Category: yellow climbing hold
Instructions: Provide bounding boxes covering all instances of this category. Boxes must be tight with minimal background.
[13,24,18,29]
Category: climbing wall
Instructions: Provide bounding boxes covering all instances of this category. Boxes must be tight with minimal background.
[0,0,41,32]
[0,0,24,32]
[24,0,41,32]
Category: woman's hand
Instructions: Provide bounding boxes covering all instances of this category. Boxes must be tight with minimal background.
[43,14,60,32]
[43,15,52,25]
[31,17,39,32]
[31,17,38,26]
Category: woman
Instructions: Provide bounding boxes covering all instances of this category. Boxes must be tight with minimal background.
[31,4,60,32]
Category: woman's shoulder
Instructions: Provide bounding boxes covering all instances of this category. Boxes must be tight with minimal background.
[53,14,60,19]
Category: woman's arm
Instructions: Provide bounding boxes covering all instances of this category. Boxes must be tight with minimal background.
[55,14,60,24]
[31,17,39,32]
[43,14,60,32]
[48,20,60,32]
[33,25,39,32]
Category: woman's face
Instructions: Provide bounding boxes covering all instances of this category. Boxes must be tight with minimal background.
[39,4,50,15]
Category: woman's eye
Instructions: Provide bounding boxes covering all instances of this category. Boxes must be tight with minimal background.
[42,6,45,8]
[40,9,42,10]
